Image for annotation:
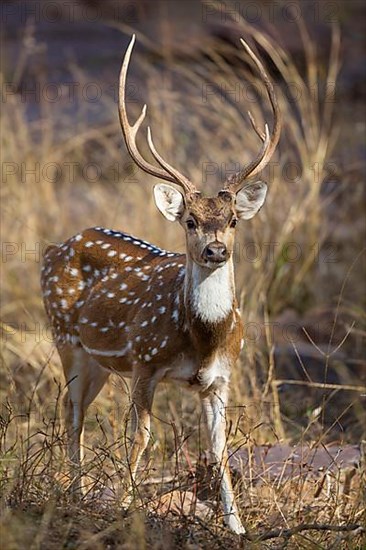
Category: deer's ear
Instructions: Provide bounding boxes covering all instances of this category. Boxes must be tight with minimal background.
[235,181,267,220]
[153,184,185,222]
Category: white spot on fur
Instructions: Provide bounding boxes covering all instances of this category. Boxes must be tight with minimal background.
[81,341,132,357]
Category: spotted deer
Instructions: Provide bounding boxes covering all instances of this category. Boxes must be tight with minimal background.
[41,35,280,534]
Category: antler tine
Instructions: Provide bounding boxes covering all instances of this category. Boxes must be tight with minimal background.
[147,127,198,196]
[119,35,197,194]
[248,110,266,142]
[223,38,281,194]
[119,35,175,182]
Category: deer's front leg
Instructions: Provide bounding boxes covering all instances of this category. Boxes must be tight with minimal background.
[125,366,156,502]
[201,384,245,535]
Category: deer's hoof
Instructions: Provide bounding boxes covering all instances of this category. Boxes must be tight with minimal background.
[225,515,246,535]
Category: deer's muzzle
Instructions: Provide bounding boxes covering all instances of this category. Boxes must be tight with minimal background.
[202,242,229,264]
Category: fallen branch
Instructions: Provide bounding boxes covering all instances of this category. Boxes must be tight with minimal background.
[247,523,365,542]
[273,379,366,392]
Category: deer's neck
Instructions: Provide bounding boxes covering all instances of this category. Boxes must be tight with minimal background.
[184,258,235,324]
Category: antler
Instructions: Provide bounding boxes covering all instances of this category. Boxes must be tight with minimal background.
[119,35,198,196]
[223,38,281,194]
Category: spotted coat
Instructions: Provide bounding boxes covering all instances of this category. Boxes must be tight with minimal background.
[41,226,243,390]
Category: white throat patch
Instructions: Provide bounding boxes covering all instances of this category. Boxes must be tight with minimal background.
[189,262,234,323]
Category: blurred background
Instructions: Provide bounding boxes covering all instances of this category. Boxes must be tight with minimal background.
[1,1,365,545]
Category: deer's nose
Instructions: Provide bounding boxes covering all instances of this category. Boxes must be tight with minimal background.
[202,242,228,264]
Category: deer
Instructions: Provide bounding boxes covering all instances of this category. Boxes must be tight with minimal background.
[41,34,280,534]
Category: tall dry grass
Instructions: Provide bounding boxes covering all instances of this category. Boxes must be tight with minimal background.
[1,12,365,549]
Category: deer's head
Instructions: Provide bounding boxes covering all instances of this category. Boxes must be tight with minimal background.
[153,184,267,269]
[119,36,280,270]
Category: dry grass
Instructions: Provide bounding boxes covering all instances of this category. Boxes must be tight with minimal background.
[1,10,365,550]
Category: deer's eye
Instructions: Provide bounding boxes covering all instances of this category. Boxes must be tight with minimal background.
[186,219,196,230]
[230,218,238,228]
